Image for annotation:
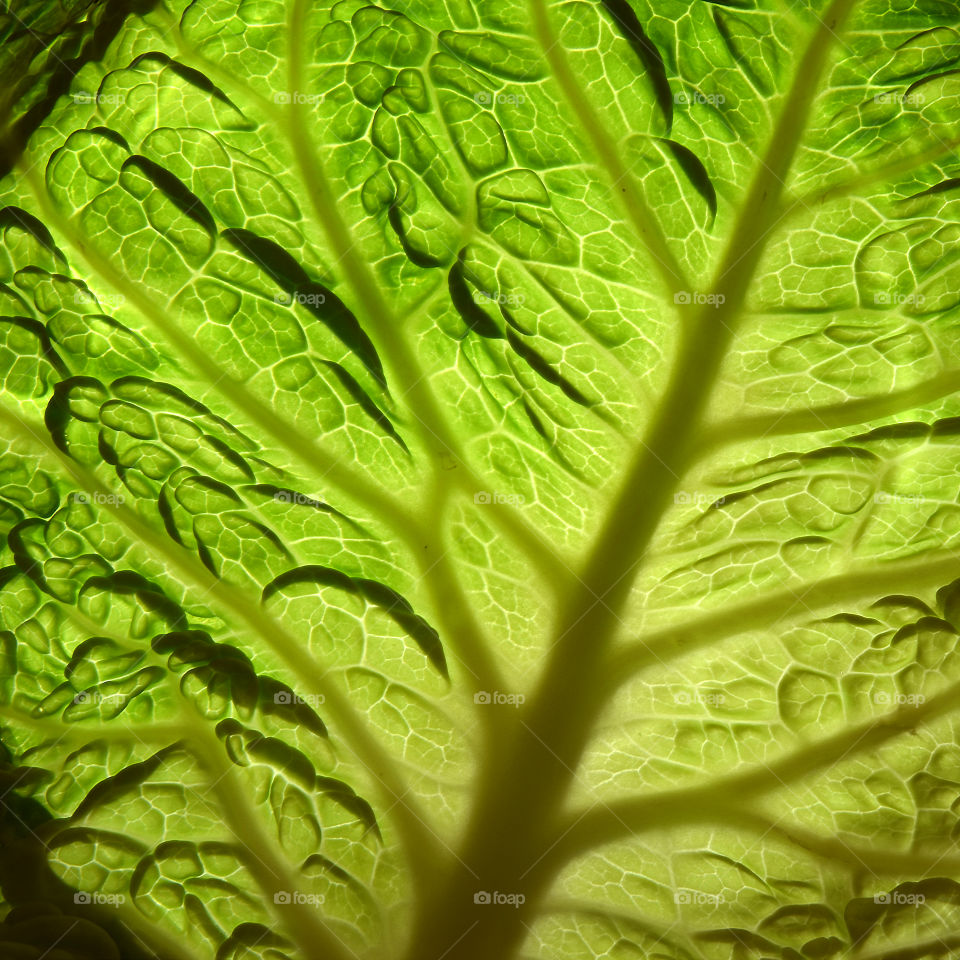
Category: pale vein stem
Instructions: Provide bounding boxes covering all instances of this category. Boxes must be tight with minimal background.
[0,403,441,886]
[13,160,422,558]
[527,0,687,299]
[605,548,960,693]
[152,1,574,686]
[280,0,582,599]
[400,2,861,957]
[548,674,960,872]
[191,727,358,960]
[702,368,960,450]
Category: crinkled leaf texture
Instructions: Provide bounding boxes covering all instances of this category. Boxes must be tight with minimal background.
[1,0,960,958]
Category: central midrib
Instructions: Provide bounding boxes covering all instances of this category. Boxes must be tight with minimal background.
[400,1,860,957]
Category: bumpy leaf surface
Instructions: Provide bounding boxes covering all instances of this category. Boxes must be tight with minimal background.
[1,0,960,958]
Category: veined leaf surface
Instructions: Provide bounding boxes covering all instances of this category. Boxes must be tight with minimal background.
[1,0,960,958]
